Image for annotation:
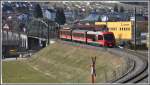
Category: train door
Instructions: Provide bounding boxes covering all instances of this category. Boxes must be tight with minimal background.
[97,34,104,46]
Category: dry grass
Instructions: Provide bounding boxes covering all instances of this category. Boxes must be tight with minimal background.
[3,42,125,83]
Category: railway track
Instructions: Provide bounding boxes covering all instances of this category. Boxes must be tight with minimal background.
[120,49,148,83]
[58,40,148,83]
[108,48,148,83]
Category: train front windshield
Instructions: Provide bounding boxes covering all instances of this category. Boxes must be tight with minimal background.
[104,34,115,41]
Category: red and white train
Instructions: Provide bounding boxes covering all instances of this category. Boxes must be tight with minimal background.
[59,29,116,47]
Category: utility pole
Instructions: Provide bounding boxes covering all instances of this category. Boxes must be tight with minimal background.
[38,20,40,37]
[47,20,50,45]
[134,7,136,50]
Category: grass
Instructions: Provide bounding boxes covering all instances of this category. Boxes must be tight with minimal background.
[2,61,54,83]
[2,42,125,83]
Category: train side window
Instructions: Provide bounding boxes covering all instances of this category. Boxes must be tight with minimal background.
[87,34,96,41]
[73,33,83,37]
[79,33,84,37]
[73,33,78,37]
[98,35,103,40]
[73,33,77,37]
[77,33,80,37]
[81,33,85,37]
[74,33,77,37]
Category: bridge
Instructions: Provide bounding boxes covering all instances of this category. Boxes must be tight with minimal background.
[2,30,47,58]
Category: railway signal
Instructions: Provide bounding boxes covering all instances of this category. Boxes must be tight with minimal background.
[90,56,96,83]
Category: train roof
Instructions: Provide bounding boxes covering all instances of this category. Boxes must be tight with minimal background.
[72,29,89,33]
[60,29,71,31]
[60,29,113,35]
[72,29,110,34]
[87,31,102,35]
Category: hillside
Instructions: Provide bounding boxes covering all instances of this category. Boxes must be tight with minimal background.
[3,41,125,83]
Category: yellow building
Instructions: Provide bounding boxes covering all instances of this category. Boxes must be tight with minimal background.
[95,21,132,40]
